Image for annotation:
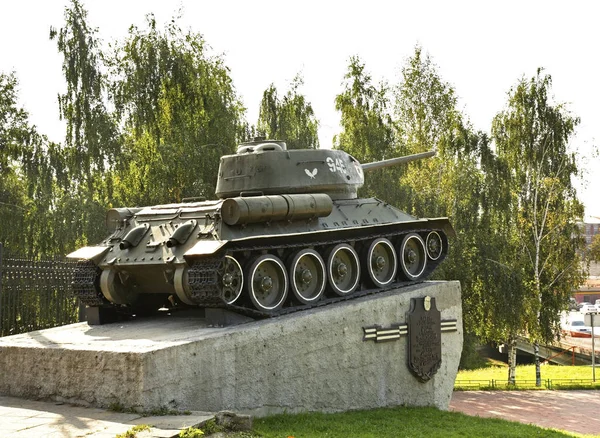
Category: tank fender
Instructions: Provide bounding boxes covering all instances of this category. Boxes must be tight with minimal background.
[66,245,110,262]
[425,217,456,238]
[184,240,228,259]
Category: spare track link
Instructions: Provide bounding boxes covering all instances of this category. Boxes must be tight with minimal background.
[195,227,446,319]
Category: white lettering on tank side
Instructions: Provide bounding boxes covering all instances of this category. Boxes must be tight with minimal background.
[326,157,336,172]
[326,157,347,174]
[305,168,318,179]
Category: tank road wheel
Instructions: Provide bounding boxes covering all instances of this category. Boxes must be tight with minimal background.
[218,255,244,305]
[247,254,288,311]
[398,233,427,280]
[426,231,443,261]
[326,243,360,296]
[364,238,397,288]
[287,249,326,304]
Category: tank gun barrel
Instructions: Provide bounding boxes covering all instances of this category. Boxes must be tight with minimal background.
[361,150,435,172]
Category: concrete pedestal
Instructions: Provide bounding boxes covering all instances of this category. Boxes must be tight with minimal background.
[0,281,462,416]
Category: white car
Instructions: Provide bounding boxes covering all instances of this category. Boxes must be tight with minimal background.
[567,320,592,337]
[579,303,599,313]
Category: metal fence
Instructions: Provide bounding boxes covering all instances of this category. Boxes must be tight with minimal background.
[0,243,80,337]
[454,378,600,390]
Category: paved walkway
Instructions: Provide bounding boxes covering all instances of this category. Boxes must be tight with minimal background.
[0,396,213,438]
[450,390,600,436]
[2,391,600,437]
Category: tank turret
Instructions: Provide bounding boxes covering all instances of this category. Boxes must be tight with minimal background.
[68,139,454,323]
[216,139,434,200]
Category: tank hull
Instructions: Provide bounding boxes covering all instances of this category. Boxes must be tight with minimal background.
[69,196,453,320]
[69,139,454,322]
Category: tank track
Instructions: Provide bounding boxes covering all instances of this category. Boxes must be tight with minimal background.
[185,227,446,319]
[72,227,446,320]
[224,279,422,319]
[72,261,107,307]
[186,257,223,306]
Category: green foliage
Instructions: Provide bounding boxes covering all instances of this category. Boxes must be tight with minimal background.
[0,72,65,257]
[588,234,600,262]
[116,424,151,438]
[395,46,462,157]
[199,419,222,434]
[179,426,205,437]
[391,47,497,351]
[333,56,400,201]
[333,47,586,378]
[459,333,490,370]
[491,69,586,345]
[8,0,247,258]
[0,72,29,253]
[257,74,319,149]
[50,0,120,250]
[108,401,131,413]
[108,14,244,204]
[334,56,395,162]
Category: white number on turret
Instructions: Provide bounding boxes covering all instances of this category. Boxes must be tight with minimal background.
[326,157,347,174]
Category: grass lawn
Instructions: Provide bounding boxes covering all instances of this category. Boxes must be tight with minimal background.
[458,363,597,380]
[250,406,586,438]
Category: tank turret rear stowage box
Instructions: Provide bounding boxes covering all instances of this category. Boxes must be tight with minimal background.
[68,139,454,323]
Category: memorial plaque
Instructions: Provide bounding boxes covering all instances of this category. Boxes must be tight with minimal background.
[407,296,442,382]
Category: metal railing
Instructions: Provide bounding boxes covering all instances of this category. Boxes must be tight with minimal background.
[454,378,600,390]
[0,243,80,337]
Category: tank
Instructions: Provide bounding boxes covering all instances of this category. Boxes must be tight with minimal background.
[68,138,454,321]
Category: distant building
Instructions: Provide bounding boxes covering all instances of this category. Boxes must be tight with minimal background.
[573,269,600,304]
[573,218,600,304]
[582,216,600,245]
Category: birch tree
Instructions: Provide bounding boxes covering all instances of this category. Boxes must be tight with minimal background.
[492,69,586,385]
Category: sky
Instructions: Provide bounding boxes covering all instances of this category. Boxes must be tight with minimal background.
[1,0,599,217]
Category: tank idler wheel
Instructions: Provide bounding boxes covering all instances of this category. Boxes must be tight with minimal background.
[364,238,397,288]
[218,255,244,305]
[247,254,288,311]
[398,233,427,280]
[325,243,360,296]
[426,231,443,261]
[287,249,326,305]
[99,268,139,305]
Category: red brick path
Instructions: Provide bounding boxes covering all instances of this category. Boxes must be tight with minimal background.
[450,390,600,436]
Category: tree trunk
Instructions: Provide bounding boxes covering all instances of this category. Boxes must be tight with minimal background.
[507,335,517,385]
[534,341,541,387]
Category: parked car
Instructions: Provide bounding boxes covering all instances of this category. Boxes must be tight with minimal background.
[579,303,598,313]
[567,320,592,338]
